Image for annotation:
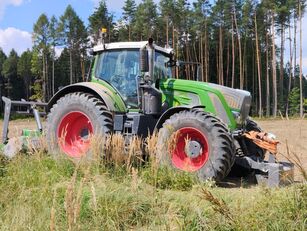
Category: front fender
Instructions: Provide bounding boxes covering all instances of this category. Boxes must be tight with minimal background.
[48,82,127,112]
[155,106,205,131]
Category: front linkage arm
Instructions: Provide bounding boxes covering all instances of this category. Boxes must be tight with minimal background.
[2,96,47,144]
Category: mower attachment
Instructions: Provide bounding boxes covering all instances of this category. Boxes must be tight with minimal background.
[236,131,294,187]
[235,154,294,187]
[1,96,47,144]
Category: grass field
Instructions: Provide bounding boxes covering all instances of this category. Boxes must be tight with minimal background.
[0,119,306,230]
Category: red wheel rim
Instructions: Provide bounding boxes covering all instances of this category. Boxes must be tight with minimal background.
[57,111,93,158]
[172,127,209,172]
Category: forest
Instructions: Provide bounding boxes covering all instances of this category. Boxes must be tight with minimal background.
[0,0,306,117]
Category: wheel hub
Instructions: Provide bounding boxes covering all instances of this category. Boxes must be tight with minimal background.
[171,127,209,172]
[57,111,93,158]
[185,140,202,158]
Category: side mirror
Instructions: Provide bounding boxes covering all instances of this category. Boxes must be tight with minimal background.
[89,49,94,56]
[140,47,149,72]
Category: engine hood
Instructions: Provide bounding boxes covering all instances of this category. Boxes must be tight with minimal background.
[207,83,252,122]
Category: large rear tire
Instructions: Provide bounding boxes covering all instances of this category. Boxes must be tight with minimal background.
[157,110,235,182]
[46,92,113,158]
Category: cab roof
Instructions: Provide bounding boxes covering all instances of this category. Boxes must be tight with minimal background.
[93,41,173,55]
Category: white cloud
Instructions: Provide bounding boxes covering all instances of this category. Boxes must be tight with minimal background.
[0,27,32,55]
[0,0,24,20]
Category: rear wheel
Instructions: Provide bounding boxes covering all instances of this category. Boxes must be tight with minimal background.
[46,92,113,158]
[157,110,235,182]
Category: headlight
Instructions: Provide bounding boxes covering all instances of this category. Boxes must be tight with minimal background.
[232,111,241,125]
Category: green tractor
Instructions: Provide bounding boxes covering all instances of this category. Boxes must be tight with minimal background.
[2,38,293,186]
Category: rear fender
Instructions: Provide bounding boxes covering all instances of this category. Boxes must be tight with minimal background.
[48,82,126,112]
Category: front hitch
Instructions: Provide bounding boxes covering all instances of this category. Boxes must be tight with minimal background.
[235,130,294,187]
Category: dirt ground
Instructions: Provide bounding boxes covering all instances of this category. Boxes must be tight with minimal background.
[0,118,306,180]
[257,119,307,181]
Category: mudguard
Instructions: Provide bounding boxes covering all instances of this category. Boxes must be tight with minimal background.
[154,106,206,131]
[48,82,127,112]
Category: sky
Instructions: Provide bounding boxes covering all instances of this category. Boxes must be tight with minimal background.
[0,0,306,74]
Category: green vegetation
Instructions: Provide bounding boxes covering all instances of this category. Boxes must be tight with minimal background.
[0,152,306,230]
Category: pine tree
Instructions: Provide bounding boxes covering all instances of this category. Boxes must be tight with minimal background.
[2,50,24,100]
[49,16,60,95]
[33,13,50,101]
[17,50,33,100]
[160,0,175,47]
[59,5,88,84]
[0,48,7,111]
[123,0,137,41]
[134,0,157,40]
[88,0,113,43]
[288,87,300,115]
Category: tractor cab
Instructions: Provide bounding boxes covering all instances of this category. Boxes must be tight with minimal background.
[92,41,173,109]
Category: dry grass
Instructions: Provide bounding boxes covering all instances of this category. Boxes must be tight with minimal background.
[0,118,306,230]
[199,188,235,224]
[0,130,306,230]
[0,150,305,230]
[1,118,306,181]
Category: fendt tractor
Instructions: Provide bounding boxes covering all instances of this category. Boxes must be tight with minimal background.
[1,36,293,187]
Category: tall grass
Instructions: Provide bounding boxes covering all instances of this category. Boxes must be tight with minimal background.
[0,134,306,230]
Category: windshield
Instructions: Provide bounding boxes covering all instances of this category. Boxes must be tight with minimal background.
[95,49,140,108]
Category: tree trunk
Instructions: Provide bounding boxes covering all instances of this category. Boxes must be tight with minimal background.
[166,16,169,47]
[233,7,243,89]
[231,14,235,88]
[293,14,297,79]
[271,14,277,118]
[46,55,49,100]
[216,43,219,83]
[255,13,262,118]
[172,25,176,78]
[266,29,270,117]
[43,54,47,101]
[219,26,223,85]
[81,55,85,82]
[204,19,209,82]
[52,58,55,95]
[280,23,285,110]
[299,1,303,117]
[243,38,247,89]
[200,34,204,82]
[176,29,179,78]
[172,25,175,50]
[128,24,131,41]
[69,48,73,84]
[286,18,293,119]
[226,39,230,86]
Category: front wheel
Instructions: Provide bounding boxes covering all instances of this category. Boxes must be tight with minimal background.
[157,110,235,182]
[46,92,113,158]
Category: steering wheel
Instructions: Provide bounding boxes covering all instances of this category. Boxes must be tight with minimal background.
[110,74,124,89]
